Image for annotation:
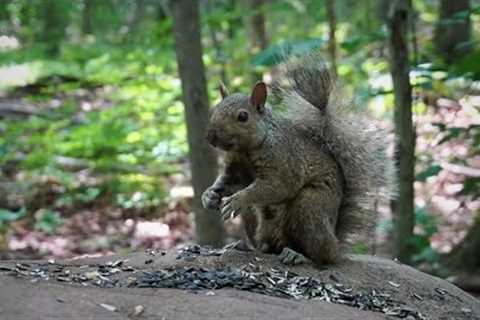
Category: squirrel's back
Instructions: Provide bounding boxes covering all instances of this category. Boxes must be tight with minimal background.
[272,53,396,243]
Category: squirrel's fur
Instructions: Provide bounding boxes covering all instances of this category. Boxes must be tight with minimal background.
[202,53,395,265]
[274,54,396,242]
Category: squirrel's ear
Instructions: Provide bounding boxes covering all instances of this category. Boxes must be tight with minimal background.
[250,82,267,113]
[219,82,229,99]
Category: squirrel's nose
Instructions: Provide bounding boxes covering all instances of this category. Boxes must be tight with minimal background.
[206,128,217,147]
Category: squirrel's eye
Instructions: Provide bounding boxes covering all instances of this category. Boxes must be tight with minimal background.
[237,111,249,123]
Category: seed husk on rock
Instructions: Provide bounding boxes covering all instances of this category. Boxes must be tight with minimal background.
[3,245,431,320]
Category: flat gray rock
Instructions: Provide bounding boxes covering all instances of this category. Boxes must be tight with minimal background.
[0,248,478,320]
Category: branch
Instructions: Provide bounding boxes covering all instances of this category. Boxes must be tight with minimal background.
[441,161,480,177]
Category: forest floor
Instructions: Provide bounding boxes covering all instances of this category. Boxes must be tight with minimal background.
[0,74,478,263]
[0,247,479,320]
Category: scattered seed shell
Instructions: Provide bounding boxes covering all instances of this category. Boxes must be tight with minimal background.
[131,305,145,317]
[99,303,117,312]
[387,281,401,288]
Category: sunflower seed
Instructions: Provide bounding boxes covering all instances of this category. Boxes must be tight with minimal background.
[99,303,117,312]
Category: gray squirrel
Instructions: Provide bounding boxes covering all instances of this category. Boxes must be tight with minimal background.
[201,54,395,265]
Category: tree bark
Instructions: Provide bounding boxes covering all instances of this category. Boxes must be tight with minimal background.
[42,0,67,55]
[170,0,225,247]
[0,1,10,22]
[434,0,472,63]
[325,0,337,76]
[206,0,229,87]
[387,0,415,264]
[129,0,145,34]
[82,0,93,35]
[247,0,268,82]
[248,0,268,54]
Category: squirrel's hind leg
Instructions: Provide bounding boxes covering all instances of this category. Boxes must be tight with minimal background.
[242,209,259,249]
[284,186,342,266]
[253,204,289,254]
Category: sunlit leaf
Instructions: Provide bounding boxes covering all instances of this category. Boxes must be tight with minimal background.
[416,165,442,182]
[0,208,26,224]
[252,38,325,66]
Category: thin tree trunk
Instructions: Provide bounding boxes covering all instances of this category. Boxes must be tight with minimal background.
[325,0,337,76]
[387,0,415,264]
[129,0,145,34]
[247,0,268,82]
[206,0,229,87]
[42,0,66,55]
[364,0,372,33]
[248,0,268,54]
[170,0,225,247]
[0,1,10,22]
[82,0,93,35]
[434,0,472,63]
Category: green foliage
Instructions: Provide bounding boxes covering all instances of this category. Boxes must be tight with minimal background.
[0,208,26,226]
[410,207,439,265]
[378,207,440,266]
[461,177,480,199]
[109,173,167,210]
[0,208,26,235]
[0,0,478,263]
[451,50,480,80]
[252,38,325,66]
[351,241,369,254]
[0,37,186,215]
[340,30,386,53]
[416,165,442,182]
[34,209,63,234]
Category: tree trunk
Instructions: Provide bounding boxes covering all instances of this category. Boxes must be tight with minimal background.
[207,0,229,87]
[248,0,268,54]
[42,0,67,55]
[387,0,415,264]
[325,0,337,76]
[170,0,225,247]
[247,0,268,82]
[82,0,93,35]
[434,0,471,63]
[129,0,145,34]
[0,1,10,22]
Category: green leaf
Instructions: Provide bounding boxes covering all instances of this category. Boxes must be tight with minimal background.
[76,187,101,203]
[252,38,325,66]
[415,207,438,236]
[437,127,463,145]
[351,241,369,254]
[34,210,63,234]
[0,208,26,224]
[461,177,480,199]
[413,247,439,264]
[431,122,446,131]
[416,165,442,182]
[451,50,480,80]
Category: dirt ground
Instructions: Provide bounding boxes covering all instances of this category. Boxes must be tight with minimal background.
[0,248,479,320]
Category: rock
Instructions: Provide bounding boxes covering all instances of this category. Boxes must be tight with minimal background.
[0,248,478,320]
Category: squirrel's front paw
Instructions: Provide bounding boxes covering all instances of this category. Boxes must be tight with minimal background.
[201,187,222,210]
[220,192,246,221]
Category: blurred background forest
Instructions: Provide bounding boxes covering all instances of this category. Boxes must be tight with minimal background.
[0,0,479,287]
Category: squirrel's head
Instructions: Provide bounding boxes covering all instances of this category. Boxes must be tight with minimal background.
[206,82,268,152]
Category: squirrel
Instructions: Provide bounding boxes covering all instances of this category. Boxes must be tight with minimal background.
[201,54,394,266]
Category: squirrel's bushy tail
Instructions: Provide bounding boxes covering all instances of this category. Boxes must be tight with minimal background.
[273,53,396,243]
